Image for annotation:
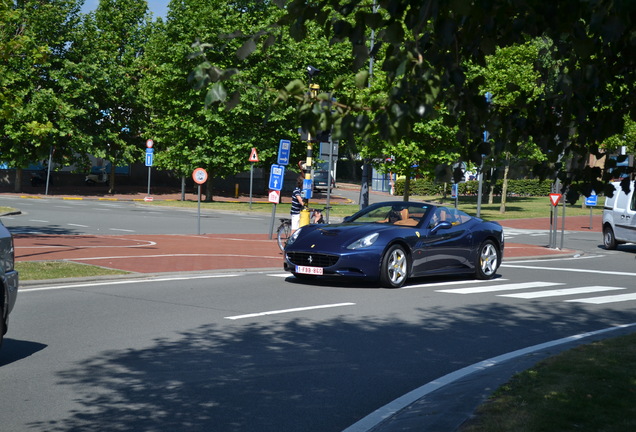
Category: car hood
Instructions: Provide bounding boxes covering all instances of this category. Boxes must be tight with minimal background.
[291,223,408,250]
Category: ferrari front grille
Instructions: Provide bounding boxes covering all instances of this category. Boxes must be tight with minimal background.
[286,252,339,268]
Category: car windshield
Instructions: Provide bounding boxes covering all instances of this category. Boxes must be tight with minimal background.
[346,203,432,227]
[427,206,473,228]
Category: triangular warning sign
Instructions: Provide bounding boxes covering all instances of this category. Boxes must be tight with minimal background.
[549,193,562,206]
[249,147,259,162]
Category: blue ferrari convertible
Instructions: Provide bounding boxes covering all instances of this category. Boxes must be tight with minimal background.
[283,201,504,288]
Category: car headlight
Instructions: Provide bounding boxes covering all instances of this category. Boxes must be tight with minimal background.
[286,227,302,246]
[347,233,379,250]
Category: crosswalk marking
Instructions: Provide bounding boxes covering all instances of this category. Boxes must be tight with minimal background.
[402,279,509,289]
[499,286,625,299]
[436,281,563,295]
[565,293,636,305]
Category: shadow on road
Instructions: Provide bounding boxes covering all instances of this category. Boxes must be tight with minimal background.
[24,301,636,432]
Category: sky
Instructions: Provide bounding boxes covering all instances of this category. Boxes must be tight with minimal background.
[81,0,169,19]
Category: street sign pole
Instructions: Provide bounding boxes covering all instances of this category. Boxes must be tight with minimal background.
[268,164,285,239]
[192,168,208,235]
[249,164,254,210]
[145,140,154,198]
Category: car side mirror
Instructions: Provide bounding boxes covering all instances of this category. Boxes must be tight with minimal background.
[430,221,452,234]
[343,215,353,222]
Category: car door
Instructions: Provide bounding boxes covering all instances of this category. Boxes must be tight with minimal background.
[614,182,636,242]
[412,207,473,275]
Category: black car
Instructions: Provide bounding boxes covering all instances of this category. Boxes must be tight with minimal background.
[0,220,19,349]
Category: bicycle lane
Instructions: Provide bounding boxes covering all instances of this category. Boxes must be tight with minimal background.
[14,233,284,274]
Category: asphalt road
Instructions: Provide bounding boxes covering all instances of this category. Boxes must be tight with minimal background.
[0,195,275,235]
[2,193,636,431]
[3,253,636,431]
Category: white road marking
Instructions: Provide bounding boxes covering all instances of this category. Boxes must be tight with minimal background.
[402,279,509,289]
[499,286,625,299]
[67,223,89,227]
[502,264,636,277]
[566,293,636,304]
[436,281,563,294]
[109,228,136,232]
[343,323,636,432]
[29,219,49,223]
[71,253,280,261]
[20,274,241,292]
[225,303,356,320]
[16,239,157,249]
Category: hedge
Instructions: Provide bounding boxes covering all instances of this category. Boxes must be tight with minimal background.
[393,178,554,197]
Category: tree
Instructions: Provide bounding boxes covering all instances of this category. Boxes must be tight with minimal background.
[0,0,85,192]
[144,0,352,200]
[192,0,636,194]
[68,0,151,193]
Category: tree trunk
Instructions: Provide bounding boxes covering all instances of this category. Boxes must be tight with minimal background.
[499,154,511,213]
[488,182,495,205]
[403,175,411,201]
[14,168,23,193]
[108,162,116,194]
[205,177,214,202]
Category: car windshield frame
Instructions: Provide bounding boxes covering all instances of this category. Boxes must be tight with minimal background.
[345,202,434,227]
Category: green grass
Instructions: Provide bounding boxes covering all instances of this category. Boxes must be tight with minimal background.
[146,199,358,218]
[409,194,602,220]
[16,261,129,281]
[460,332,636,432]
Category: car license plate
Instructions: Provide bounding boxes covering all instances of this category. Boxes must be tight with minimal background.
[295,265,323,275]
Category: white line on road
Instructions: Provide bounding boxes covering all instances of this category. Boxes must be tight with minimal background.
[225,303,356,320]
[20,274,241,292]
[29,219,49,223]
[67,223,89,227]
[109,228,136,232]
[502,264,636,277]
[71,253,280,261]
[499,286,625,299]
[343,323,636,432]
[402,279,509,290]
[436,281,563,294]
[566,293,636,304]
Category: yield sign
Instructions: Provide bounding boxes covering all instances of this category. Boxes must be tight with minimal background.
[549,193,562,207]
[249,147,259,162]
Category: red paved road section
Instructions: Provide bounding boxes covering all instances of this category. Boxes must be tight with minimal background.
[13,215,602,274]
[14,234,283,273]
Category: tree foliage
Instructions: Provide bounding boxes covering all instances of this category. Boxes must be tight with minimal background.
[192,0,636,193]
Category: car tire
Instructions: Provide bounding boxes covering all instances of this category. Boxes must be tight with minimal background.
[603,225,618,250]
[380,244,409,288]
[0,294,5,349]
[475,240,500,280]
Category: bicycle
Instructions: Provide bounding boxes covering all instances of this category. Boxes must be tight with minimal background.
[277,206,330,251]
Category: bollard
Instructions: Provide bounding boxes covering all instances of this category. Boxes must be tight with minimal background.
[235,183,239,198]
[300,208,311,227]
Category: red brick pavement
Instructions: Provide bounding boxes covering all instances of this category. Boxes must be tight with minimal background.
[7,187,602,274]
[14,234,283,274]
[13,215,602,275]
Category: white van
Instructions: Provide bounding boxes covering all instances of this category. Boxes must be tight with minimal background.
[602,180,636,249]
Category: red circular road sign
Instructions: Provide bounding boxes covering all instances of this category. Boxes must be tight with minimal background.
[192,167,208,185]
[146,139,154,148]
